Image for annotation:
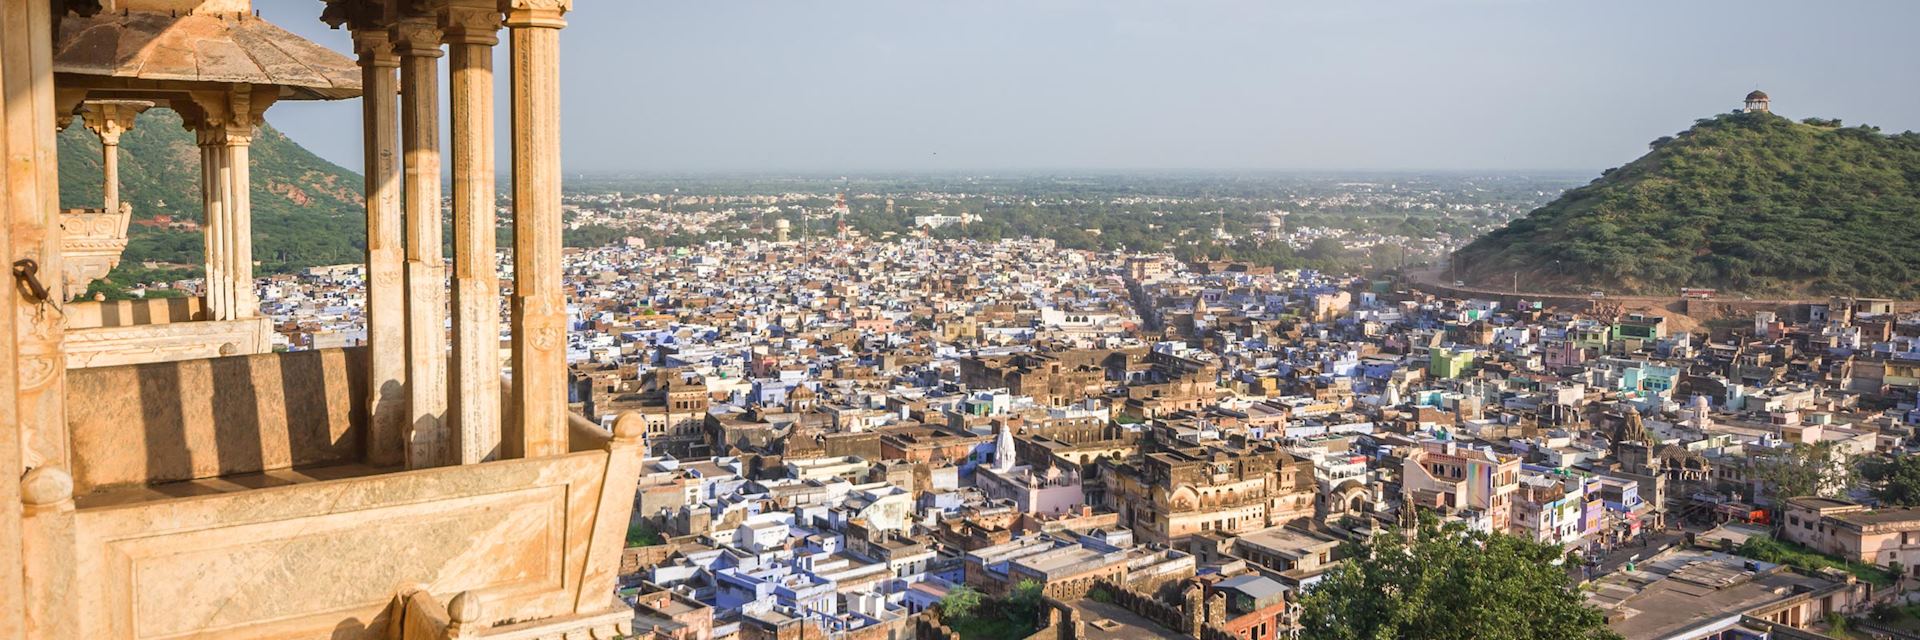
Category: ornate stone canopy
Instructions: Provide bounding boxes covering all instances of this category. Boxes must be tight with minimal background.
[53,10,361,100]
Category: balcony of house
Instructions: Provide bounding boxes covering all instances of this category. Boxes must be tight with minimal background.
[55,345,640,639]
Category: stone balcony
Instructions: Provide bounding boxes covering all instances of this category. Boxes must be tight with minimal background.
[57,347,641,639]
[59,204,132,294]
[57,201,280,370]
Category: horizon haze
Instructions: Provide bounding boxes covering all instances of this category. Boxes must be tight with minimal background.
[263,0,1920,175]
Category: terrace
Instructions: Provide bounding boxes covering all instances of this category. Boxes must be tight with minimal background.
[2,0,642,638]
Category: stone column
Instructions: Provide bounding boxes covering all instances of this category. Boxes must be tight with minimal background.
[4,0,91,636]
[1,0,67,634]
[185,87,272,323]
[352,27,410,468]
[223,87,257,318]
[79,101,148,221]
[443,0,502,464]
[99,122,118,216]
[0,0,64,462]
[393,14,450,468]
[219,88,257,317]
[505,0,571,459]
[196,130,230,320]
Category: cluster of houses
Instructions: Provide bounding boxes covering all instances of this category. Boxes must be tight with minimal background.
[258,235,1920,640]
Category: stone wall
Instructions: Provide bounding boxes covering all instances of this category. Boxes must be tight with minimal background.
[911,609,962,640]
[66,346,369,493]
[620,543,680,578]
[1085,578,1243,640]
[66,445,634,639]
[822,431,885,460]
[1091,578,1193,635]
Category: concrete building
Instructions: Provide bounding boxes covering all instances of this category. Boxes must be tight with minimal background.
[1590,547,1869,640]
[1105,443,1317,545]
[1402,439,1521,533]
[1780,497,1920,578]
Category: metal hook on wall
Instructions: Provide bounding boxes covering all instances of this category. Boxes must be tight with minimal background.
[12,259,51,302]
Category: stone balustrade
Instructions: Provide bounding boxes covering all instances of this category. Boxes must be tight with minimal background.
[53,345,641,639]
[63,305,273,369]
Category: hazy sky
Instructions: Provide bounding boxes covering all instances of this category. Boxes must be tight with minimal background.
[264,0,1920,174]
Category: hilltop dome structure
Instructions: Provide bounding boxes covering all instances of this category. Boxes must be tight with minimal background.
[1744,89,1771,113]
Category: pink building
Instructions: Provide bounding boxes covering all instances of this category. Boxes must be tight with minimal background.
[1402,439,1521,533]
[976,426,1086,515]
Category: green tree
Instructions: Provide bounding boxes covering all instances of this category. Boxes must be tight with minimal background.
[938,585,983,621]
[1863,455,1920,507]
[1296,518,1620,640]
[1751,441,1857,511]
[1008,578,1045,623]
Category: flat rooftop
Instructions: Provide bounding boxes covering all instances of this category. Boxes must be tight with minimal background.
[1587,548,1838,640]
[1786,496,1858,511]
[1235,526,1339,556]
[1015,546,1118,579]
[1067,599,1187,640]
[1832,508,1920,527]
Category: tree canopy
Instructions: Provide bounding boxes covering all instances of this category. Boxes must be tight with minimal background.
[1749,440,1857,508]
[1296,519,1620,640]
[1863,455,1920,507]
[937,585,983,620]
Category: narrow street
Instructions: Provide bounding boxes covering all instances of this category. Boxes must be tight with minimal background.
[1126,277,1163,333]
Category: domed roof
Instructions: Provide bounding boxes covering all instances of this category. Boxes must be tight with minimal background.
[1746,89,1769,101]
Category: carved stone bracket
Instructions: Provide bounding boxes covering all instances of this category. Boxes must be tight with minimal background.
[391,14,446,58]
[78,100,149,146]
[177,85,277,141]
[502,0,569,29]
[322,0,391,31]
[442,0,502,46]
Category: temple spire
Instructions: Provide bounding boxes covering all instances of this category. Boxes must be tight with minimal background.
[993,423,1016,472]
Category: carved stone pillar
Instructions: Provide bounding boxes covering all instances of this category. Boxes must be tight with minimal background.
[504,0,571,459]
[224,90,256,318]
[182,87,272,322]
[79,100,147,220]
[353,27,410,468]
[1,0,67,634]
[195,129,230,320]
[98,122,119,215]
[393,13,450,468]
[443,0,502,464]
[60,100,150,296]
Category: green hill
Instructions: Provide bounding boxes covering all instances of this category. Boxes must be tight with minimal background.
[57,108,365,287]
[1453,111,1920,298]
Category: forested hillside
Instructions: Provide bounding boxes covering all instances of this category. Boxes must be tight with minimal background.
[57,108,366,285]
[1453,111,1920,297]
